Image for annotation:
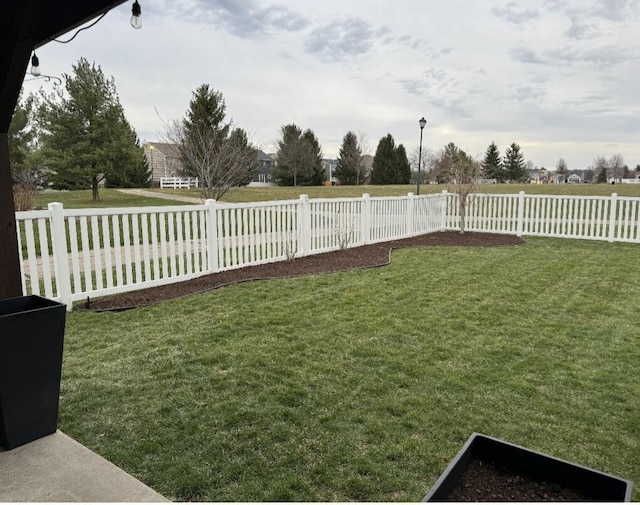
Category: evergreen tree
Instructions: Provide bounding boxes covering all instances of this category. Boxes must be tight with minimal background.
[273,124,325,186]
[228,128,259,186]
[273,124,304,186]
[482,141,504,182]
[370,134,397,184]
[597,165,608,183]
[38,58,147,200]
[166,85,260,199]
[503,142,526,182]
[8,92,37,176]
[394,144,411,184]
[302,129,325,185]
[335,131,364,185]
[180,84,230,177]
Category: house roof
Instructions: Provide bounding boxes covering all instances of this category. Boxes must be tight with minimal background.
[148,142,181,158]
[257,150,273,162]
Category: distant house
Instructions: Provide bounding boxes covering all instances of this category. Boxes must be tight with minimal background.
[146,144,277,187]
[144,143,183,187]
[528,169,565,184]
[566,173,582,184]
[250,151,275,185]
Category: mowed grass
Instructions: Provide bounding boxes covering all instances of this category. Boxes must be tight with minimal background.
[165,182,640,203]
[33,184,640,209]
[58,236,640,501]
[34,188,190,209]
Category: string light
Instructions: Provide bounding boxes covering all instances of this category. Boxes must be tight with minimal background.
[30,53,41,76]
[131,0,142,29]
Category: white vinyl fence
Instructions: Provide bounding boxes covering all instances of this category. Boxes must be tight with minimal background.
[16,193,447,309]
[159,177,199,189]
[16,191,640,310]
[445,191,640,243]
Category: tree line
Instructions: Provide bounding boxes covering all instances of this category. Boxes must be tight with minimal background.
[10,57,638,211]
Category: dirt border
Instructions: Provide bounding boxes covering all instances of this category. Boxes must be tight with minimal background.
[81,232,525,312]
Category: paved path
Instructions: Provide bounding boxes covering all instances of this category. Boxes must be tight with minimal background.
[118,188,204,204]
[0,431,168,502]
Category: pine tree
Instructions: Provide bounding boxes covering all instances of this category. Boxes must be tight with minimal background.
[166,85,260,199]
[38,58,147,200]
[394,144,411,184]
[335,131,363,185]
[180,84,230,178]
[273,125,325,186]
[370,134,396,184]
[482,141,504,182]
[503,142,526,182]
[597,165,608,183]
[302,129,325,185]
[8,92,36,175]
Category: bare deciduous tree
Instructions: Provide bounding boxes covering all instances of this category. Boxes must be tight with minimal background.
[164,119,260,200]
[12,166,40,211]
[409,145,433,185]
[608,153,625,182]
[441,145,481,234]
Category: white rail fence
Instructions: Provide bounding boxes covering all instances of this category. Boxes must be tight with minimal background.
[159,177,199,189]
[16,193,447,309]
[16,191,640,309]
[445,191,640,243]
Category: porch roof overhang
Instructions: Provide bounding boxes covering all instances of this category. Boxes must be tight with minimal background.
[0,0,128,299]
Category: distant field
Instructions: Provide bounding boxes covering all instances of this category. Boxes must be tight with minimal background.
[32,183,640,209]
[151,183,640,203]
[34,189,190,209]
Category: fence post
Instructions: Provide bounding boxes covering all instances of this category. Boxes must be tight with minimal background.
[406,192,415,237]
[608,192,618,242]
[361,193,371,244]
[440,190,448,231]
[516,191,525,237]
[48,203,72,310]
[298,194,311,256]
[205,199,219,272]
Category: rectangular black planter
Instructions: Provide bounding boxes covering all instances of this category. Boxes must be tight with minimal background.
[0,295,66,450]
[424,433,633,502]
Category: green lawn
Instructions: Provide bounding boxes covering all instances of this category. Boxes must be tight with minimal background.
[58,236,640,501]
[164,183,640,202]
[34,189,190,209]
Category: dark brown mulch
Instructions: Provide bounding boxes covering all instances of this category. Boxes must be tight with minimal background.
[83,231,525,312]
[444,458,591,502]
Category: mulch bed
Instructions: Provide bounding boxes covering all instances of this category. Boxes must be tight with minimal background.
[444,459,591,502]
[82,231,525,312]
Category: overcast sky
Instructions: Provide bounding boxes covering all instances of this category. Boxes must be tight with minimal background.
[24,0,640,170]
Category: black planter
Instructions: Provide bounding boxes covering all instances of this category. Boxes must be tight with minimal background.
[0,295,66,450]
[424,433,633,502]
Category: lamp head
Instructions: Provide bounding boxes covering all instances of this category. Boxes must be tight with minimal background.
[419,117,427,129]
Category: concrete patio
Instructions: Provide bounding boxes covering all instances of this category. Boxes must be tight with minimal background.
[0,430,168,502]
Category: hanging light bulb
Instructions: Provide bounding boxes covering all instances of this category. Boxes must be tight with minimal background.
[130,0,142,29]
[31,53,41,77]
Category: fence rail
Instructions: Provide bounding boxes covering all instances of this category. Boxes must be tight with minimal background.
[16,191,640,309]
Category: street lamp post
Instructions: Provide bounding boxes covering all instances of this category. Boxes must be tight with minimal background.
[417,117,427,195]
